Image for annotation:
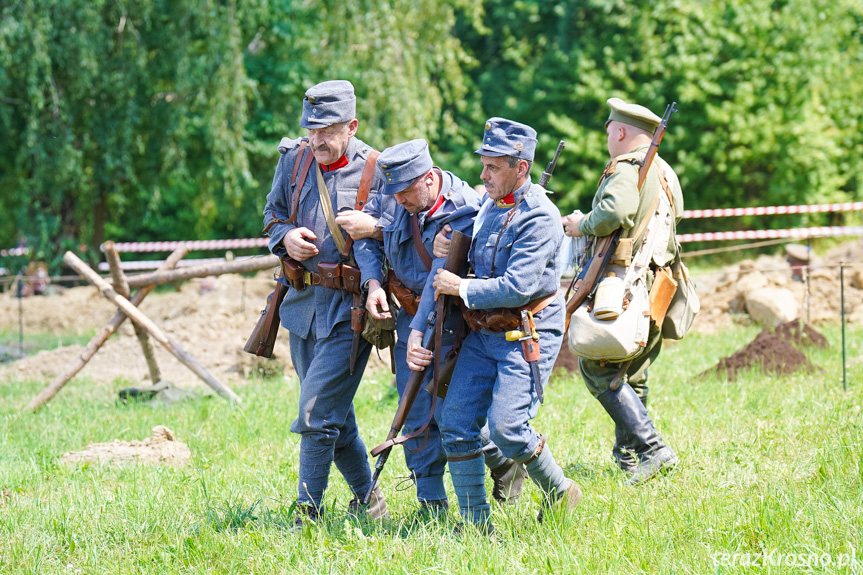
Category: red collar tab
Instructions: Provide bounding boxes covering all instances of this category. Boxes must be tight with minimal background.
[427,193,446,217]
[321,154,348,172]
[495,192,516,208]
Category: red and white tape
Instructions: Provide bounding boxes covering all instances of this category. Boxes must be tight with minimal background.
[683,201,863,219]
[679,226,863,243]
[105,238,269,253]
[96,256,258,272]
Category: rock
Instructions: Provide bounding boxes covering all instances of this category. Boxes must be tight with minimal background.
[735,270,768,297]
[745,287,799,326]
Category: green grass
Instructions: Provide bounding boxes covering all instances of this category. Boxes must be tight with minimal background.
[0,328,96,359]
[1,325,862,574]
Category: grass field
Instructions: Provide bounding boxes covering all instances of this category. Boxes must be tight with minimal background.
[1,324,862,574]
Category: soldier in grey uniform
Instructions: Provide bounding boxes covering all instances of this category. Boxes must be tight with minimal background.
[263,80,387,525]
[353,139,529,518]
[433,118,582,532]
[563,97,682,485]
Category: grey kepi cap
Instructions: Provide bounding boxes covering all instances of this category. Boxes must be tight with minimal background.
[377,139,434,195]
[300,80,357,129]
[606,98,662,133]
[475,117,537,162]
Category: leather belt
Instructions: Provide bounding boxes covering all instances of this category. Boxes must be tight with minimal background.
[463,290,560,332]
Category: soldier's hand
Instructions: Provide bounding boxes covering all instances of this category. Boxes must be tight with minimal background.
[433,268,461,300]
[365,280,391,320]
[562,211,584,237]
[283,227,319,261]
[335,210,382,241]
[433,224,452,258]
[406,328,432,371]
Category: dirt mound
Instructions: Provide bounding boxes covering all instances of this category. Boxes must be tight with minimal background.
[705,322,826,381]
[60,425,191,466]
[774,319,828,349]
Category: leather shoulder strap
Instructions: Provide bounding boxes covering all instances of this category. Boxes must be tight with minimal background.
[411,214,433,271]
[341,150,380,258]
[288,141,314,225]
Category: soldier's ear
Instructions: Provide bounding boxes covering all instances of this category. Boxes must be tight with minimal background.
[347,119,359,137]
[518,159,530,179]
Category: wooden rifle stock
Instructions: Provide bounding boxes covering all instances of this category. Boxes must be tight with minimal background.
[243,279,288,358]
[363,230,471,504]
[564,102,678,330]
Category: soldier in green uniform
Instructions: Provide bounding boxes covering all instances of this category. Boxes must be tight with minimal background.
[563,98,682,485]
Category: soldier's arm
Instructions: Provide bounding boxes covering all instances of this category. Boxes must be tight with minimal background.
[463,207,562,310]
[578,161,640,238]
[410,206,477,332]
[264,151,299,258]
[353,192,391,288]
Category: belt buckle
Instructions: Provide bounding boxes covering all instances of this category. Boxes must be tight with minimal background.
[303,270,312,286]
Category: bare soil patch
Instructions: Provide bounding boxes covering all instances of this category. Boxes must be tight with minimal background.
[60,425,191,466]
[704,321,826,381]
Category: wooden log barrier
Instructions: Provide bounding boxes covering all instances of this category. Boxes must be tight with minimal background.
[125,254,279,288]
[104,241,163,386]
[62,251,241,404]
[26,246,190,412]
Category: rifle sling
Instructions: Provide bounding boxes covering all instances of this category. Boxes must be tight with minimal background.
[410,214,433,271]
[262,141,314,234]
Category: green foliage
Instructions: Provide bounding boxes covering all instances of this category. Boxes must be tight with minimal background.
[1,0,862,269]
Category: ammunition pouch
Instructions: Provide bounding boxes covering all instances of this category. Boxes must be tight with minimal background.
[387,271,421,317]
[278,257,362,294]
[280,257,306,291]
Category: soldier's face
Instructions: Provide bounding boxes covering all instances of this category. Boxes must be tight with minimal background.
[393,172,436,215]
[606,121,627,158]
[308,119,357,165]
[480,156,520,200]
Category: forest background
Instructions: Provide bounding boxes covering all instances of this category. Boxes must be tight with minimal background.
[1,0,862,272]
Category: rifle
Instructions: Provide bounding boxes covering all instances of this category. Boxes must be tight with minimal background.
[243,271,288,358]
[564,102,678,329]
[363,230,471,505]
[539,140,565,189]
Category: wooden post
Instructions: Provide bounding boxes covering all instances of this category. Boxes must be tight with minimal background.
[26,246,190,412]
[103,241,162,385]
[125,255,279,288]
[62,252,241,404]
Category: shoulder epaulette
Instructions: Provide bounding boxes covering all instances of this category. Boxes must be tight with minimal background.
[613,152,643,166]
[277,137,305,155]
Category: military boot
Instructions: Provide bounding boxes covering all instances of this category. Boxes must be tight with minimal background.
[596,382,677,486]
[490,458,528,503]
[415,499,449,522]
[290,503,321,534]
[537,478,583,524]
[347,485,389,520]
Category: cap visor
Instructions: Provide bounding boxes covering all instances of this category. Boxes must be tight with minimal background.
[382,179,413,195]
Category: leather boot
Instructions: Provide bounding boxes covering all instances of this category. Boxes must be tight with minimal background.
[596,382,677,486]
[490,458,528,503]
[290,503,321,533]
[347,485,389,520]
[537,478,583,524]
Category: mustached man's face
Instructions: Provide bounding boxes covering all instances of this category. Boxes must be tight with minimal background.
[479,156,522,201]
[308,119,357,165]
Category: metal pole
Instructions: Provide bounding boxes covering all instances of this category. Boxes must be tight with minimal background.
[841,262,847,391]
